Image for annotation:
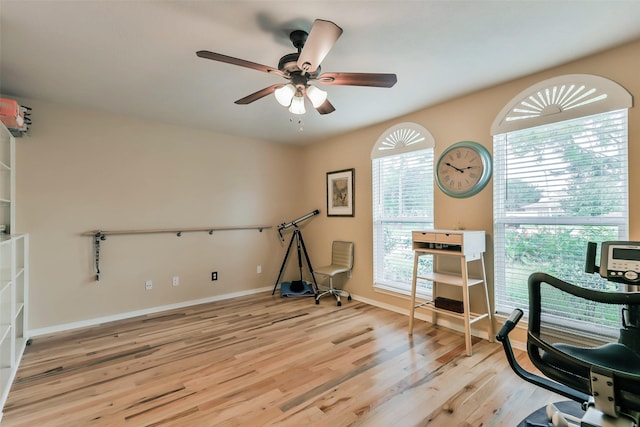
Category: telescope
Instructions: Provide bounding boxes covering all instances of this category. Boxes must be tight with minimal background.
[277,209,320,241]
[272,209,321,296]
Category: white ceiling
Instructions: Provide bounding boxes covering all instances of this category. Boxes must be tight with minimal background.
[1,1,640,145]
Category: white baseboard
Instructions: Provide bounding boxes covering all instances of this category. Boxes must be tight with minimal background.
[28,287,528,352]
[352,293,527,351]
[28,286,273,337]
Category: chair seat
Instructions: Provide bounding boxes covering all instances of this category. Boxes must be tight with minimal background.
[315,264,350,276]
[544,342,640,377]
[315,241,353,306]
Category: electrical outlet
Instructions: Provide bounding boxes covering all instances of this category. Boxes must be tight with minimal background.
[145,280,152,290]
[211,271,218,281]
[172,276,179,286]
[257,265,262,274]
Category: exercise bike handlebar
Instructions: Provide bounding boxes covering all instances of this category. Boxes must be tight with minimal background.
[496,308,523,340]
[496,309,590,404]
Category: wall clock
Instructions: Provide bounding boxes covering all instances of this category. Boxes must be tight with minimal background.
[435,141,492,198]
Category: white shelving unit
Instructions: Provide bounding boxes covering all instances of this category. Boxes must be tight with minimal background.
[0,122,14,234]
[408,229,493,356]
[0,123,28,421]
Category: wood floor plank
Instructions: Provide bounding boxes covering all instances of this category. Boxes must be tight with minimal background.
[2,292,563,426]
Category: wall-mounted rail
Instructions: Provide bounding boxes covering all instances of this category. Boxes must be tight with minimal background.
[82,225,272,281]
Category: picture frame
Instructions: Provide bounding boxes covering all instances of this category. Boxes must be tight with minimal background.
[326,168,355,217]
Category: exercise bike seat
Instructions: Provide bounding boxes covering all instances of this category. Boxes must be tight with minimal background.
[543,342,640,378]
[534,340,640,412]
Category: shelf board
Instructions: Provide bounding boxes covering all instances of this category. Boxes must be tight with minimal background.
[412,300,490,323]
[417,271,484,287]
[14,303,24,320]
[0,325,11,345]
[468,312,490,325]
[0,367,12,388]
[14,337,28,363]
[414,248,465,256]
[413,248,484,262]
[0,279,10,295]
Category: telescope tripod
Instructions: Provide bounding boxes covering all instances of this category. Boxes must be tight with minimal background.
[272,227,319,295]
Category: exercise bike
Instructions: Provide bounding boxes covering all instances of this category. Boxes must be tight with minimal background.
[497,241,640,427]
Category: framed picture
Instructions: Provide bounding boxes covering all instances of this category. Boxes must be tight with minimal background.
[326,168,354,217]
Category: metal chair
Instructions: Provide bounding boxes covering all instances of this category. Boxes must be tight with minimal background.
[315,241,354,306]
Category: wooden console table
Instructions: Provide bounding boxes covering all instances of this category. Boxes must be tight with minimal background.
[408,229,493,356]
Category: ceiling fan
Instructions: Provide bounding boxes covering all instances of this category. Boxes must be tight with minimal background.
[196,19,397,115]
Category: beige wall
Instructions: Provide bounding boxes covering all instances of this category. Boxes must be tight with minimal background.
[15,39,640,334]
[16,101,305,331]
[300,40,640,332]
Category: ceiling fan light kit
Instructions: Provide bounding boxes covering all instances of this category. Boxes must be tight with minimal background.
[289,94,306,115]
[305,85,328,108]
[196,19,397,117]
[275,84,296,107]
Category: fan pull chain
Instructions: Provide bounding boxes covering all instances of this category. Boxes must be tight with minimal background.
[290,116,304,132]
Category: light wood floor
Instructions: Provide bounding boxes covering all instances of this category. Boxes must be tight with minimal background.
[2,292,563,426]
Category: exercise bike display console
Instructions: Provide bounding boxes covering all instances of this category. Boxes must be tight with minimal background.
[586,241,640,284]
[498,241,640,427]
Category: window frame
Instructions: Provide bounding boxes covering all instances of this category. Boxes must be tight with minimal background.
[371,123,435,296]
[492,74,632,337]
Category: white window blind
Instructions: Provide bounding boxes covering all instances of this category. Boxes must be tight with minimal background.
[372,149,434,294]
[494,109,628,336]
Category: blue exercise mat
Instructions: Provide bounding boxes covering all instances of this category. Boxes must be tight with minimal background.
[280,281,315,297]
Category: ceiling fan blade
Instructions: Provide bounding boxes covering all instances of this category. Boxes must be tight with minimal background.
[234,84,283,105]
[317,72,398,88]
[196,50,285,77]
[314,99,335,115]
[296,20,343,75]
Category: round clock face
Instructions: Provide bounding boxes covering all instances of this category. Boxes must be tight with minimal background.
[436,141,492,198]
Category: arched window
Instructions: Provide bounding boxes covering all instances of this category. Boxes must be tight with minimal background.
[492,74,632,337]
[371,122,435,295]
